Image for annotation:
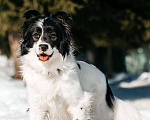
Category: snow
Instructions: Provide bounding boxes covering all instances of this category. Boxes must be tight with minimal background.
[0,55,150,120]
[119,72,150,88]
[0,56,28,120]
[110,73,150,120]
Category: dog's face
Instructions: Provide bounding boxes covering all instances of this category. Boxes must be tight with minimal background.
[20,10,72,63]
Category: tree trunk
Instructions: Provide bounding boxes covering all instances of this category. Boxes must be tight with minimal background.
[8,32,22,79]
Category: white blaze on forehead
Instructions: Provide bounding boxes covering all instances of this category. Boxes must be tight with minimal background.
[37,18,44,27]
[36,19,44,41]
[34,18,53,55]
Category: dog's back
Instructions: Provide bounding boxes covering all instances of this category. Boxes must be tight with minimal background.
[76,61,141,120]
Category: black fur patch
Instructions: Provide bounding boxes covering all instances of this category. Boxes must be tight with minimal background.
[77,63,81,69]
[106,77,114,109]
[22,9,41,20]
[20,16,43,56]
[26,108,30,112]
[57,68,63,76]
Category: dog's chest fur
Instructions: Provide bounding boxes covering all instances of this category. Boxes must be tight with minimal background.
[22,63,80,119]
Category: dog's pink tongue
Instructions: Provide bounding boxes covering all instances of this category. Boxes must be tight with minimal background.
[39,55,49,61]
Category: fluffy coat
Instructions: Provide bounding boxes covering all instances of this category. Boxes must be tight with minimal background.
[20,10,141,120]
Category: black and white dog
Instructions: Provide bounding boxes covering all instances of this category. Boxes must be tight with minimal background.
[20,10,140,120]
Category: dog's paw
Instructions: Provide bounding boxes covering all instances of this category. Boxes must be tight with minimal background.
[72,106,93,120]
[71,92,95,120]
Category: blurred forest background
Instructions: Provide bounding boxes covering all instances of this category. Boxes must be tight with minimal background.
[0,0,150,79]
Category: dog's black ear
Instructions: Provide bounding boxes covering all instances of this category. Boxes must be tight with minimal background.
[22,10,42,20]
[50,11,72,23]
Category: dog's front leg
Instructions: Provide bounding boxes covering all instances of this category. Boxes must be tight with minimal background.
[28,106,46,120]
[27,88,46,120]
[68,92,94,120]
[28,108,37,120]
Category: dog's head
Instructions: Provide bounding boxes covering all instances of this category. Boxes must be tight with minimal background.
[20,10,72,63]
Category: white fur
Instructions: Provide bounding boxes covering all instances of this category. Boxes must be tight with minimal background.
[20,42,141,120]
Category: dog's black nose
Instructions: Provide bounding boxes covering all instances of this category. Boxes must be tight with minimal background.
[39,44,48,51]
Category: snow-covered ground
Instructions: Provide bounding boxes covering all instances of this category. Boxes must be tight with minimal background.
[0,55,150,120]
[0,56,28,120]
[110,73,150,120]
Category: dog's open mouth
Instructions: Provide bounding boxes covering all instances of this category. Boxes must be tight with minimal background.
[37,52,53,62]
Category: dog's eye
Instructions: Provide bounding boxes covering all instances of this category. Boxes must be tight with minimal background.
[33,33,40,41]
[51,33,57,41]
[34,33,40,38]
